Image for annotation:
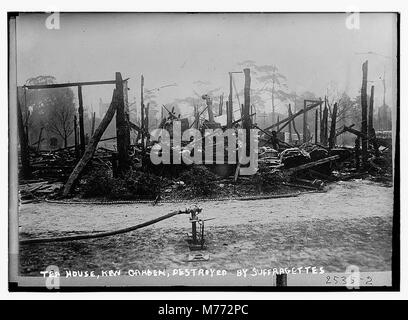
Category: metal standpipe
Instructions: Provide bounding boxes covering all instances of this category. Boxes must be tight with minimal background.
[187,206,206,250]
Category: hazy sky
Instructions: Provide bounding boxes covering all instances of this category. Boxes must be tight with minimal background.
[16,13,398,118]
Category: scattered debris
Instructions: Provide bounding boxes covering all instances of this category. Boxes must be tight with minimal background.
[17,67,393,202]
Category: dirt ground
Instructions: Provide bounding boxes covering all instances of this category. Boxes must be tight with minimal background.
[19,179,394,278]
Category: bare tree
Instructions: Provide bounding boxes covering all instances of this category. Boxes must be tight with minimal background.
[46,88,76,147]
[21,76,76,148]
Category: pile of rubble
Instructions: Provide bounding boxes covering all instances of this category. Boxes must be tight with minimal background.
[19,145,119,201]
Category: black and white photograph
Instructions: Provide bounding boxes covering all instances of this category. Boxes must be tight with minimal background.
[7,11,399,291]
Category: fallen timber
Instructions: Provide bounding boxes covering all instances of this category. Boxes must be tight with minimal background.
[264,100,322,132]
[62,89,119,197]
[286,155,340,174]
[341,125,391,148]
[18,63,392,202]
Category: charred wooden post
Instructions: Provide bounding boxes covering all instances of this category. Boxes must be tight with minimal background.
[328,102,338,149]
[355,137,360,170]
[368,85,375,133]
[140,75,145,149]
[319,98,323,143]
[288,104,301,142]
[62,89,119,197]
[91,112,96,136]
[123,79,131,146]
[202,94,215,123]
[288,104,293,144]
[23,88,30,144]
[145,102,150,144]
[219,94,223,115]
[115,72,130,173]
[73,115,79,159]
[303,100,308,143]
[368,85,380,156]
[243,68,251,155]
[322,103,329,146]
[277,116,280,131]
[78,85,85,155]
[228,72,233,128]
[361,61,369,168]
[17,88,31,179]
[315,109,318,144]
[251,104,256,124]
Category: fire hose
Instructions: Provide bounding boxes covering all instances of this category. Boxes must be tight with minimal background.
[20,207,200,245]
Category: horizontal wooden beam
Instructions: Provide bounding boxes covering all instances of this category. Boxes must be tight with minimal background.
[264,101,322,132]
[287,155,340,174]
[21,79,129,90]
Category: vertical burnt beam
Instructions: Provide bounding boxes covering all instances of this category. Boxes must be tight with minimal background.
[91,112,96,136]
[228,72,233,128]
[319,99,323,143]
[243,68,251,155]
[17,88,31,179]
[303,100,307,143]
[123,79,131,146]
[23,88,30,144]
[145,103,150,144]
[315,109,318,144]
[140,75,145,149]
[77,85,85,154]
[329,102,338,149]
[368,85,379,156]
[322,103,329,146]
[115,72,130,173]
[194,105,200,129]
[355,137,360,170]
[361,61,369,167]
[368,85,375,133]
[205,96,215,123]
[289,104,301,142]
[73,115,79,159]
[288,104,293,144]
